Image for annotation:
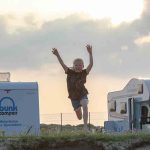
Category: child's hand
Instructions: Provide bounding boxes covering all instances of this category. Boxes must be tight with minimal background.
[52,48,59,56]
[86,44,92,55]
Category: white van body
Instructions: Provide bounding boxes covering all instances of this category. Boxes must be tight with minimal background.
[0,82,40,136]
[104,78,150,132]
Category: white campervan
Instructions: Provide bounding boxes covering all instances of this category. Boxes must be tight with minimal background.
[104,78,150,132]
[0,82,40,136]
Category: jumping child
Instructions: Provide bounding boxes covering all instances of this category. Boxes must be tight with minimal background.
[52,44,93,131]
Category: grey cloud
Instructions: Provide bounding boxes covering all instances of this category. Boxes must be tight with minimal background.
[0,1,150,78]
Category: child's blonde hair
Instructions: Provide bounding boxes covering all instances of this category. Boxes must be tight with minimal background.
[73,58,84,67]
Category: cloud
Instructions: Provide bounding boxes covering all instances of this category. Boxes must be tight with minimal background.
[0,1,150,78]
[142,0,150,17]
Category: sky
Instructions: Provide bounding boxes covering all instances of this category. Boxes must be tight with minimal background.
[0,0,149,124]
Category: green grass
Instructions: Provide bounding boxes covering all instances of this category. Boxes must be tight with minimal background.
[1,130,150,143]
[1,124,150,143]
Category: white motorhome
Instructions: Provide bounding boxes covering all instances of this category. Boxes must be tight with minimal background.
[0,82,40,136]
[104,78,150,132]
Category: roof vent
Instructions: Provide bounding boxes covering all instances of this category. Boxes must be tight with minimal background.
[0,72,10,82]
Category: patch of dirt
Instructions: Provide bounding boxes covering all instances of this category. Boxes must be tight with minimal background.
[1,138,150,150]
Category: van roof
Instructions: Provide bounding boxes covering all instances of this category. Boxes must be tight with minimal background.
[0,82,38,90]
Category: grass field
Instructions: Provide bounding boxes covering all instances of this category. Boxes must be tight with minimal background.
[1,124,150,149]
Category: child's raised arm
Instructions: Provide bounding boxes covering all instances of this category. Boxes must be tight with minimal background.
[52,48,68,72]
[86,44,93,74]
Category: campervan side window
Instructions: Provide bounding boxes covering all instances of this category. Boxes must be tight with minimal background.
[110,101,116,112]
[138,84,143,94]
[120,102,127,114]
